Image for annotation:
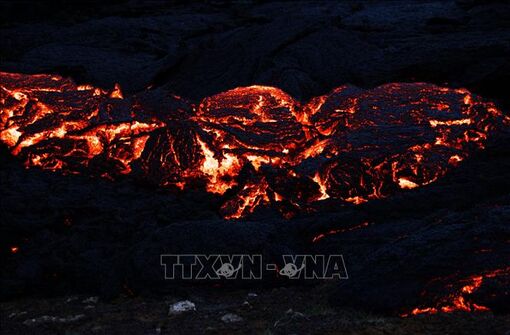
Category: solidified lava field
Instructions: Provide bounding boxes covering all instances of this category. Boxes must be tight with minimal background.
[2,1,510,334]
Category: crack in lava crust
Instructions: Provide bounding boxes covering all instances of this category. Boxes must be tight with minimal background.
[0,72,508,218]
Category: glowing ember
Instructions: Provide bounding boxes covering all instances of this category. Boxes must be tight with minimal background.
[312,222,371,243]
[0,72,508,218]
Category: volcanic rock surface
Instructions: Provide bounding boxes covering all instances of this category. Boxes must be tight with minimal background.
[1,0,510,317]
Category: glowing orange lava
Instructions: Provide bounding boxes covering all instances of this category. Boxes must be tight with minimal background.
[1,72,508,218]
[402,267,510,316]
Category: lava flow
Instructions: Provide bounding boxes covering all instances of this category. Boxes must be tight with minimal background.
[0,72,508,218]
[403,267,510,316]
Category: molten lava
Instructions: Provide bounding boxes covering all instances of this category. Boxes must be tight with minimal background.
[1,72,508,218]
[403,267,510,316]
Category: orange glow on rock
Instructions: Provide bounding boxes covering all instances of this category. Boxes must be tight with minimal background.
[312,221,370,243]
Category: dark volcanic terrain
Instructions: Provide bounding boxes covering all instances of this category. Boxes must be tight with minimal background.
[1,1,510,334]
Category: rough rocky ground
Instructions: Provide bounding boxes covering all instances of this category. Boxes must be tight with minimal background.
[2,287,510,335]
[2,0,510,107]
